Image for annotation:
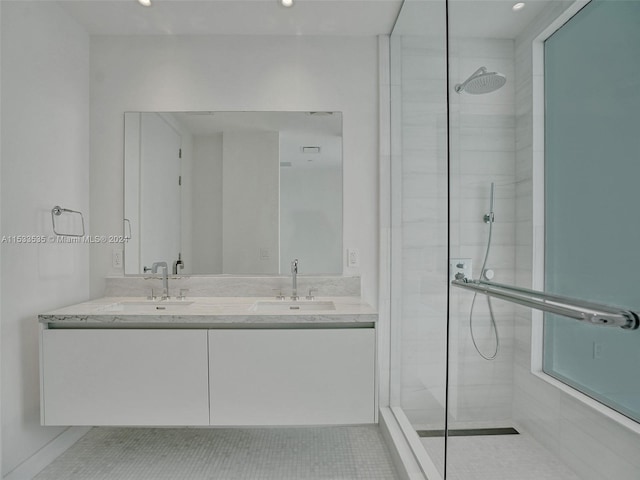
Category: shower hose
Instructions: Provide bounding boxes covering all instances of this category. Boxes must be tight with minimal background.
[469,206,500,360]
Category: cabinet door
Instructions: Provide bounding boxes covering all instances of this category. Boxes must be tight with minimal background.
[209,328,375,425]
[41,329,209,426]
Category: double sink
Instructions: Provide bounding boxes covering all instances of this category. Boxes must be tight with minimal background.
[100,299,336,313]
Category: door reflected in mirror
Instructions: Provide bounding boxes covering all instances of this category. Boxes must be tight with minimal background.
[124,111,343,275]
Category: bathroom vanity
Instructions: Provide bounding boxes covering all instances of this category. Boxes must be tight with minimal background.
[38,296,377,427]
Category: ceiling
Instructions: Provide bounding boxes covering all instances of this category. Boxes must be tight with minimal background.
[57,0,404,36]
[56,0,553,38]
[394,0,554,39]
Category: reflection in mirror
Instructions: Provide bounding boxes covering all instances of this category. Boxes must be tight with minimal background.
[124,111,343,275]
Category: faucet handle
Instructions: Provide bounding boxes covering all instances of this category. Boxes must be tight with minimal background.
[305,288,316,300]
[177,288,189,300]
[272,289,286,300]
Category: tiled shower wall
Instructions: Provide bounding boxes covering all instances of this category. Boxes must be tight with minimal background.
[395,34,517,429]
[393,33,449,428]
[448,37,516,428]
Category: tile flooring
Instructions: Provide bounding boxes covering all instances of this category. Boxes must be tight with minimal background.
[34,426,400,480]
[421,431,581,480]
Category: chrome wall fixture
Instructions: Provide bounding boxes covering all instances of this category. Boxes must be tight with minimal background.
[452,278,639,330]
[454,66,506,95]
[51,205,85,237]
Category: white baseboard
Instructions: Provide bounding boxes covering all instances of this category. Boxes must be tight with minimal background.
[4,427,91,480]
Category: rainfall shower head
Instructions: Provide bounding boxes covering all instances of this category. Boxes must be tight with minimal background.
[455,67,506,95]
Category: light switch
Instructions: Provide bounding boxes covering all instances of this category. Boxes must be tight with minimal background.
[112,249,123,268]
[347,248,360,268]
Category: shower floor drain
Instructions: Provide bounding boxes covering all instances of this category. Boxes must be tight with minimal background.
[417,427,519,438]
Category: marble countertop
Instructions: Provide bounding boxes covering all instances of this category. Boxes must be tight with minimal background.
[38,296,377,326]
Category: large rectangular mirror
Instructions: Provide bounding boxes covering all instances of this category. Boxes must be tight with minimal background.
[124,111,343,275]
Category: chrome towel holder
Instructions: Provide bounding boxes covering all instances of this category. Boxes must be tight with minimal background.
[452,278,639,330]
[51,205,85,237]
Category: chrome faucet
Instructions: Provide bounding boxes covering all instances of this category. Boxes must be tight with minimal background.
[151,261,169,299]
[291,258,299,300]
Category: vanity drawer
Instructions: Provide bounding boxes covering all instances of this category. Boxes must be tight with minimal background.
[41,329,210,426]
[208,328,375,425]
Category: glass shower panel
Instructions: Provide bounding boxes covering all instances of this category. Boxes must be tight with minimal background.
[389,0,448,477]
[543,0,640,423]
[446,0,518,431]
[445,0,588,478]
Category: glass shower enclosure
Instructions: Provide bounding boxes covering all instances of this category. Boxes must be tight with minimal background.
[388,0,640,478]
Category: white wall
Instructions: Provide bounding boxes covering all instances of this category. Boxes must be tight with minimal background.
[89,35,379,304]
[0,1,3,474]
[192,135,223,274]
[280,166,342,275]
[279,132,342,275]
[0,1,90,475]
[123,113,141,274]
[222,131,279,274]
[138,113,182,273]
[179,131,194,275]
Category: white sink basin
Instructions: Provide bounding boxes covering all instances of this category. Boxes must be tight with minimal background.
[101,301,194,312]
[251,300,336,312]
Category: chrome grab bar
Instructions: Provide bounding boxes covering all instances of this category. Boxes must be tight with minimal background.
[451,279,639,330]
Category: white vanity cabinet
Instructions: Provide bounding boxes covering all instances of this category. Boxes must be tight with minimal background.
[208,329,375,425]
[40,329,210,426]
[40,323,376,426]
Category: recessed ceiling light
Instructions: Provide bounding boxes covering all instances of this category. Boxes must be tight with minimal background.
[281,0,294,7]
[138,0,152,7]
[512,2,526,11]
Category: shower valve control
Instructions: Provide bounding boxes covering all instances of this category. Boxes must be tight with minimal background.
[450,258,472,282]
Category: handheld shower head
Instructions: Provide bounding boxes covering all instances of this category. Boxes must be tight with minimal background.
[455,67,506,95]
